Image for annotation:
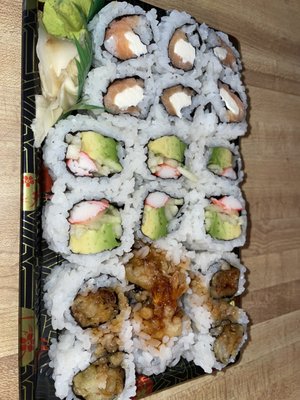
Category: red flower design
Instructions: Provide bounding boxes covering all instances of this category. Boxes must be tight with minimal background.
[23,175,35,188]
[133,375,154,399]
[21,326,34,352]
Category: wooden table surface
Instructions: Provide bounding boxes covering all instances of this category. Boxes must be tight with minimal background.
[0,0,299,398]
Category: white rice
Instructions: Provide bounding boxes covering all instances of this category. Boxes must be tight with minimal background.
[133,316,194,375]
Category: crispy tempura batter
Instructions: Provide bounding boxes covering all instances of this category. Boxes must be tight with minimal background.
[72,353,125,400]
[71,288,119,328]
[210,263,240,299]
[211,320,244,364]
[189,271,244,364]
[126,245,189,341]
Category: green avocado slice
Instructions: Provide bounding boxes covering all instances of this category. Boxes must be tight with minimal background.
[70,223,120,254]
[205,209,241,240]
[148,136,186,162]
[141,206,168,240]
[81,131,122,173]
[208,147,233,170]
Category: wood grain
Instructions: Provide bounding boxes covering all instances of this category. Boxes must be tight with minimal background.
[147,311,300,400]
[0,0,21,393]
[0,0,299,399]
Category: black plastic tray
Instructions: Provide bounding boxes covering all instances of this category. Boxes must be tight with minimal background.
[20,1,240,399]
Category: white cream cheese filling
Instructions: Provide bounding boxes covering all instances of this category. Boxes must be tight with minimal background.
[114,85,144,109]
[104,36,116,54]
[169,91,192,118]
[220,88,239,115]
[174,38,195,65]
[124,31,147,56]
[213,46,227,61]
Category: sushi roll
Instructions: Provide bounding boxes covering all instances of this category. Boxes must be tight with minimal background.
[149,73,201,123]
[89,1,158,66]
[84,62,155,121]
[68,199,122,255]
[198,48,247,137]
[65,131,122,177]
[154,10,205,77]
[133,182,186,243]
[44,260,127,332]
[46,260,136,399]
[206,143,242,182]
[49,331,136,400]
[124,242,194,375]
[141,191,183,241]
[190,251,247,299]
[134,121,202,187]
[217,81,246,123]
[43,114,138,191]
[205,27,241,72]
[182,187,247,252]
[201,76,247,126]
[186,136,243,190]
[42,183,137,266]
[204,195,246,241]
[183,267,248,373]
[141,135,197,182]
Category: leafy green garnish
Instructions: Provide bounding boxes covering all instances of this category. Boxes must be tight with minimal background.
[87,0,105,22]
[59,102,103,121]
[42,0,91,40]
[56,30,103,122]
[41,0,107,125]
[74,32,93,100]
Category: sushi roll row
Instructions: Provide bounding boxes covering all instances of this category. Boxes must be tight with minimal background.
[83,1,247,133]
[45,243,247,398]
[41,1,249,399]
[45,261,136,400]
